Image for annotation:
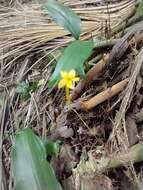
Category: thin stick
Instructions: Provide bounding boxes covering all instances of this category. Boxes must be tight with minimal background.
[71,54,110,100]
[80,78,129,111]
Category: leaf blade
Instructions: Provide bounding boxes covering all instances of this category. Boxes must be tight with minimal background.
[44,0,81,39]
[12,128,62,190]
[48,40,93,88]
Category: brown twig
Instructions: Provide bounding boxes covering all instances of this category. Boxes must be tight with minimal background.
[71,54,110,100]
[79,78,129,111]
[109,21,143,63]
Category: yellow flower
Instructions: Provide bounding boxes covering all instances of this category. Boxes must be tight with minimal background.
[58,70,79,89]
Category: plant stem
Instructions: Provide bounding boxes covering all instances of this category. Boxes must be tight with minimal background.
[66,87,71,104]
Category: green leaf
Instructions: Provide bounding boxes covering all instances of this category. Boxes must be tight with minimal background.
[16,81,31,99]
[48,40,93,88]
[42,139,60,157]
[16,81,39,100]
[136,0,143,17]
[12,128,62,190]
[44,0,81,39]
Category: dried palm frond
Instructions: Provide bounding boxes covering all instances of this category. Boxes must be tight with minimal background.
[0,0,136,68]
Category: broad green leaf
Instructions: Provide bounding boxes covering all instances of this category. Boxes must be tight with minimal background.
[12,128,62,190]
[48,40,93,88]
[44,0,81,39]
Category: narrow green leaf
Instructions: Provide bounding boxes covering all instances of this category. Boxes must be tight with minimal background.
[44,0,81,39]
[12,128,62,190]
[48,40,93,88]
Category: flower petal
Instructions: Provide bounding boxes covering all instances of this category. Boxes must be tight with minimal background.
[59,70,80,89]
[69,70,76,78]
[73,77,80,82]
[60,71,68,78]
[58,79,66,88]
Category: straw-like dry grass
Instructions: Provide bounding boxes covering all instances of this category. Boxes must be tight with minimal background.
[0,0,136,69]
